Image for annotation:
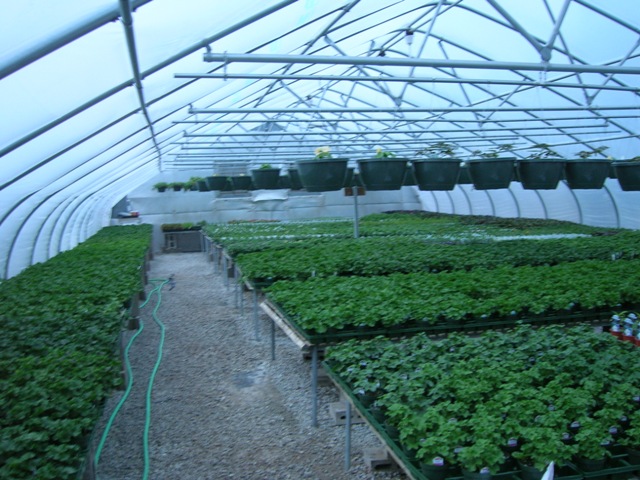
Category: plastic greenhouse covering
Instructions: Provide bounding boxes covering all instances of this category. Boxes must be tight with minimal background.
[1,0,640,278]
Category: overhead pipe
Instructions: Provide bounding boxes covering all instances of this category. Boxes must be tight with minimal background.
[175,72,640,92]
[190,105,640,114]
[118,0,162,164]
[175,114,640,124]
[203,52,640,75]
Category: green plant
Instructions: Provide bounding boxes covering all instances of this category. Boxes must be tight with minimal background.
[374,147,396,158]
[573,417,612,461]
[473,143,514,159]
[314,146,332,159]
[153,182,168,190]
[512,426,577,471]
[576,145,609,159]
[456,439,505,474]
[168,181,184,190]
[416,141,458,158]
[259,163,273,169]
[527,143,561,159]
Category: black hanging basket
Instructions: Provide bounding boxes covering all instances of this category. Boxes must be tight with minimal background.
[466,157,516,190]
[613,161,640,191]
[412,158,461,191]
[286,168,304,190]
[516,159,566,190]
[206,176,228,191]
[251,168,282,189]
[564,159,610,189]
[296,158,349,192]
[357,157,408,191]
[196,180,209,192]
[230,175,252,190]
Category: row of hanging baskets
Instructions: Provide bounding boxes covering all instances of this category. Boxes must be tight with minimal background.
[293,157,640,192]
[189,158,640,193]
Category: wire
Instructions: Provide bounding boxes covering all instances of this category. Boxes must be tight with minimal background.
[93,278,169,479]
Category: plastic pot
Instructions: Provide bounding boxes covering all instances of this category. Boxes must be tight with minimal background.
[357,157,408,190]
[613,161,640,191]
[251,168,281,189]
[516,159,565,190]
[466,158,515,190]
[296,158,349,192]
[564,159,610,189]
[413,158,461,191]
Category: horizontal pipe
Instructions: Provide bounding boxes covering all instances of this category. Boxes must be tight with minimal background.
[175,114,640,124]
[203,52,640,75]
[190,105,640,115]
[175,72,640,92]
[183,125,612,138]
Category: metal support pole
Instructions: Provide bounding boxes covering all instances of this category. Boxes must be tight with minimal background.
[271,318,276,361]
[353,187,360,239]
[253,289,259,341]
[311,345,318,427]
[234,266,239,309]
[222,255,228,287]
[345,401,352,471]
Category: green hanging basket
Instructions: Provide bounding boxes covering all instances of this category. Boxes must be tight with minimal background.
[516,159,566,190]
[230,175,252,190]
[412,158,461,191]
[564,159,610,189]
[251,168,281,189]
[357,157,408,191]
[286,168,304,190]
[613,161,640,191]
[458,164,473,184]
[466,157,515,190]
[296,158,349,192]
[206,176,228,191]
[196,180,209,192]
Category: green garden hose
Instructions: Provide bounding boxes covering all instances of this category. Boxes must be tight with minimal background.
[93,277,170,479]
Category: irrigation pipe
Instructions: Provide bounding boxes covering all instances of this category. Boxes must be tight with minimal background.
[93,277,170,479]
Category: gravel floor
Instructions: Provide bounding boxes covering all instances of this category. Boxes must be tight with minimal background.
[93,251,407,480]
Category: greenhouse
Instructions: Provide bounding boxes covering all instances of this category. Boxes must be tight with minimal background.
[2,1,640,479]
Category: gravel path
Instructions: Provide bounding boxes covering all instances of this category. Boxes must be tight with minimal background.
[93,252,407,480]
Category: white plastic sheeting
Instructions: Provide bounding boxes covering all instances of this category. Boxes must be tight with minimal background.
[1,0,640,277]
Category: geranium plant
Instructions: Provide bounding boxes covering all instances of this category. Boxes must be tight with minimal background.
[314,146,332,159]
[374,146,396,158]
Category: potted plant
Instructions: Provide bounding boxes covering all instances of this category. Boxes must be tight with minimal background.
[412,142,461,190]
[285,167,303,190]
[457,439,506,480]
[153,182,168,192]
[357,147,409,191]
[466,144,515,190]
[168,181,184,191]
[206,174,228,191]
[565,146,611,189]
[189,176,208,192]
[512,426,577,480]
[517,144,566,190]
[183,178,198,191]
[230,174,252,190]
[296,146,349,192]
[613,156,640,191]
[250,163,281,189]
[572,417,612,473]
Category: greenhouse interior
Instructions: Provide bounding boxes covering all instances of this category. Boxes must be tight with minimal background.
[2,1,640,479]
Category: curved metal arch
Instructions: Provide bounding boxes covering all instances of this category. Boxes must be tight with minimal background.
[561,181,584,224]
[5,155,155,277]
[533,190,549,219]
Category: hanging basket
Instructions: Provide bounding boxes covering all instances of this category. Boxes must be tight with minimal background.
[286,168,304,190]
[403,164,417,186]
[613,161,640,191]
[230,175,252,190]
[357,157,408,191]
[296,158,349,192]
[196,180,209,192]
[564,159,610,189]
[412,158,461,191]
[458,164,473,184]
[251,168,281,189]
[466,157,515,190]
[516,159,566,190]
[206,176,228,191]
